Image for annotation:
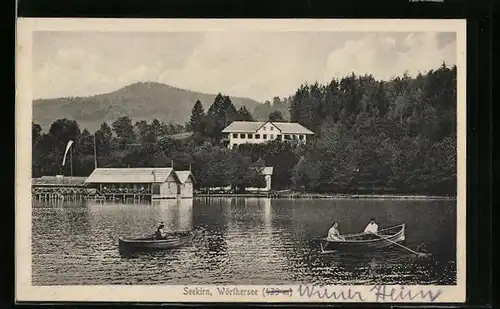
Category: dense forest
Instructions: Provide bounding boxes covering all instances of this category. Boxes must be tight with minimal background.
[32,63,457,195]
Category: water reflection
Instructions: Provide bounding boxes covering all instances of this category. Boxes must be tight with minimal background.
[191,198,230,279]
[177,199,193,231]
[150,199,194,232]
[32,198,457,286]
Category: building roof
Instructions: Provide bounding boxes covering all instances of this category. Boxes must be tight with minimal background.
[221,121,314,135]
[33,176,88,185]
[174,171,196,184]
[272,122,314,134]
[222,121,265,133]
[84,168,178,184]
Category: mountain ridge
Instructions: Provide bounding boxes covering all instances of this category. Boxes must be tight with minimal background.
[33,81,263,132]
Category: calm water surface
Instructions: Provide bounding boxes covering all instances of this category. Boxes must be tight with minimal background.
[32,198,456,285]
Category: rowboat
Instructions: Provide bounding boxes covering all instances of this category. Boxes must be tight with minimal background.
[316,223,406,253]
[118,231,193,252]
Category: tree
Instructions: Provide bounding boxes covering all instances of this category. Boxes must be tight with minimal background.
[151,119,161,135]
[268,110,284,122]
[94,122,114,155]
[236,105,253,121]
[76,129,94,155]
[293,156,322,191]
[135,120,157,144]
[32,123,42,147]
[206,93,238,139]
[112,116,136,149]
[48,118,81,147]
[228,153,265,192]
[190,100,206,133]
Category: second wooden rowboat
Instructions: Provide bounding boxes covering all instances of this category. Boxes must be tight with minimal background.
[316,223,406,253]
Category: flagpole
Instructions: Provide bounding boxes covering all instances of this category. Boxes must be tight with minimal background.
[93,134,97,169]
[70,146,73,177]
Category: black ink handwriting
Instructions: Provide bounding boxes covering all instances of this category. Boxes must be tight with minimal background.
[297,284,365,301]
[370,285,443,302]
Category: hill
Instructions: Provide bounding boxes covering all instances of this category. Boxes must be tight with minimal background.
[32,82,263,132]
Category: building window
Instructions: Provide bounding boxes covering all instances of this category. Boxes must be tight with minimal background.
[263,134,267,139]
[270,126,274,131]
[233,133,238,138]
[255,134,260,139]
[277,135,282,140]
[240,134,245,138]
[284,134,290,140]
[263,127,266,131]
[233,143,238,148]
[248,134,253,139]
[270,134,274,139]
[299,135,304,140]
[292,135,297,140]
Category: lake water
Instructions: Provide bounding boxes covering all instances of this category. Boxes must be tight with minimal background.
[32,198,456,285]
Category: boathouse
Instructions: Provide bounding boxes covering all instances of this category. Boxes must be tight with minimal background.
[84,167,181,199]
[174,171,196,198]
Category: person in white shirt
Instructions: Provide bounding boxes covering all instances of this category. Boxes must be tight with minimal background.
[364,218,379,236]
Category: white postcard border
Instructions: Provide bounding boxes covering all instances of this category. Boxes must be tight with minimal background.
[15,18,467,303]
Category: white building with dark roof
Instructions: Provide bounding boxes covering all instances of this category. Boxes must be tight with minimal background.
[221,121,314,149]
[85,167,194,199]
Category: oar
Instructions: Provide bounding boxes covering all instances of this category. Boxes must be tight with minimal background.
[370,233,430,258]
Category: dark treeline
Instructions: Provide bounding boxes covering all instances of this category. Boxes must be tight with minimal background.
[32,63,457,195]
[291,63,457,195]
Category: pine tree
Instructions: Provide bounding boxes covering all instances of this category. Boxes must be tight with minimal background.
[190,100,205,133]
[237,106,253,121]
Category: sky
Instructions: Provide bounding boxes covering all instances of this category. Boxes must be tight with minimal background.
[33,31,456,102]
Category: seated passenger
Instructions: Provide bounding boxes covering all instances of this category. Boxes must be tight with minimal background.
[327,222,345,241]
[364,218,379,234]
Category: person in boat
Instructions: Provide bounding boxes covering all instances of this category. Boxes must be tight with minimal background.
[155,222,167,240]
[363,218,379,238]
[327,222,345,241]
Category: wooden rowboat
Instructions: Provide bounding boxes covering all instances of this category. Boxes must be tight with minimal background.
[316,223,406,253]
[118,231,193,252]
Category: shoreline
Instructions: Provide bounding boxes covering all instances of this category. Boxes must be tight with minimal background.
[194,193,456,200]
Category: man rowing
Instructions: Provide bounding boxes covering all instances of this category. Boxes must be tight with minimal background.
[327,222,345,241]
[363,218,379,239]
[154,221,167,240]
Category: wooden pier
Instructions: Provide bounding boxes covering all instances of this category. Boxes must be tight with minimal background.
[32,176,155,202]
[32,185,157,202]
